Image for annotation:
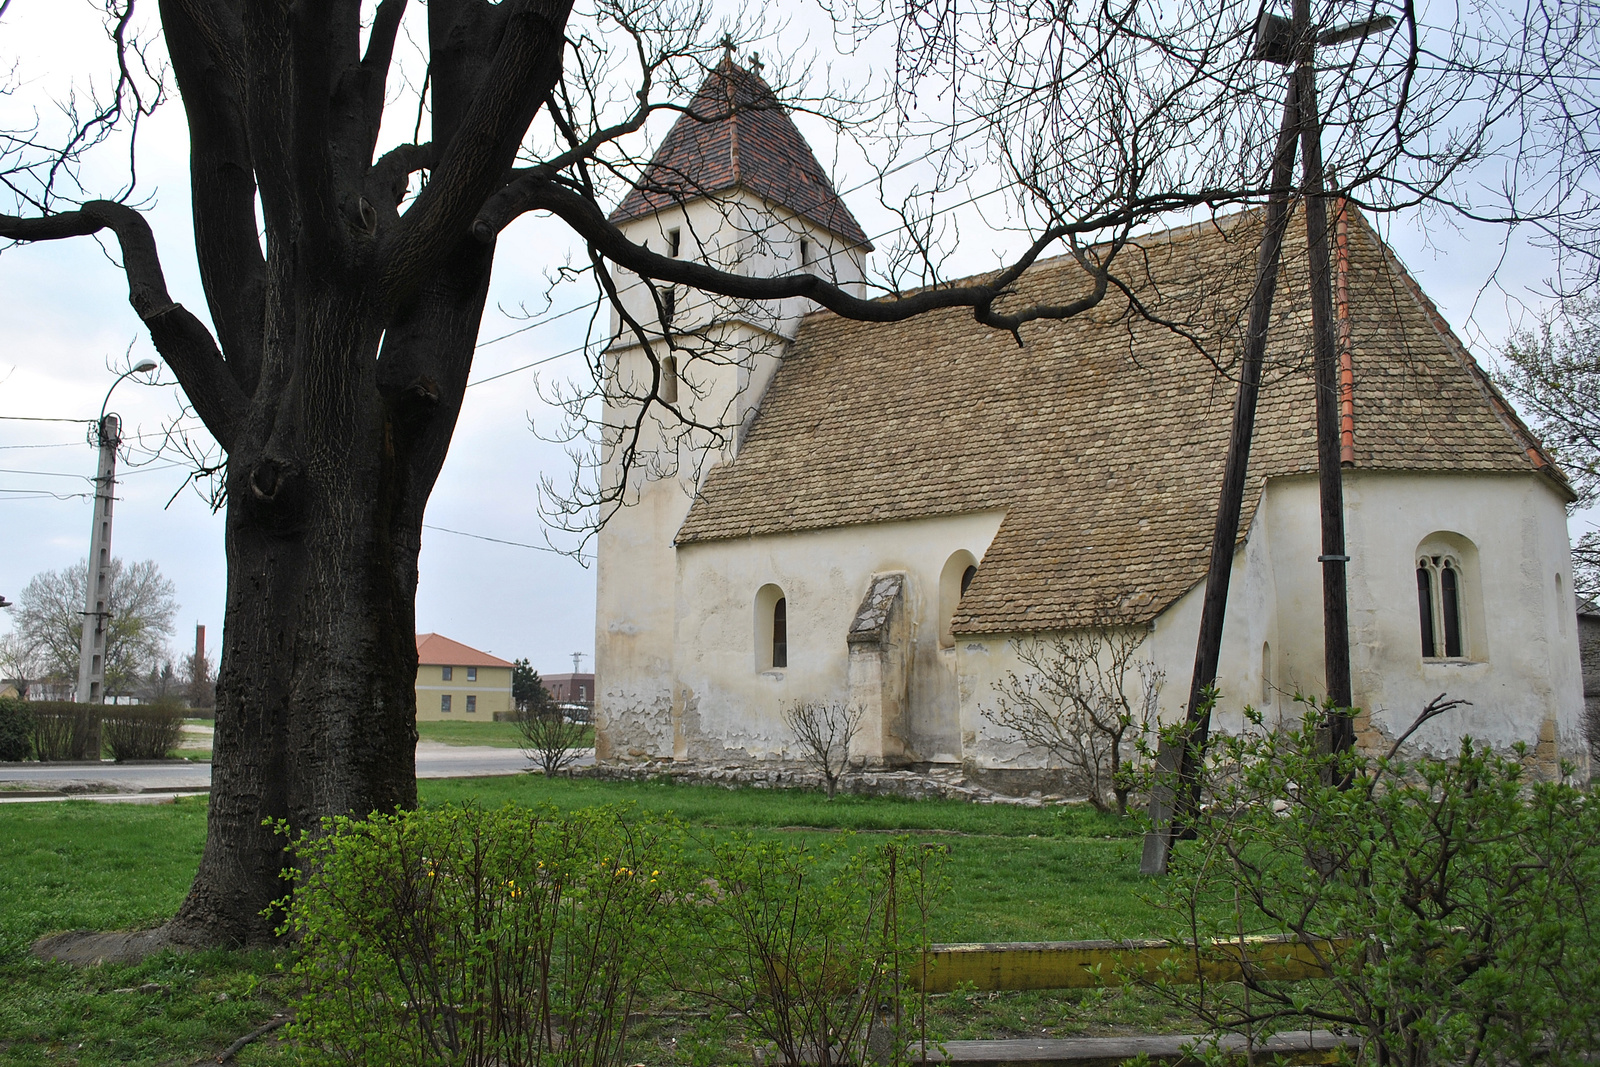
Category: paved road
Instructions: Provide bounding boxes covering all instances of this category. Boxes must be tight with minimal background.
[0,742,591,801]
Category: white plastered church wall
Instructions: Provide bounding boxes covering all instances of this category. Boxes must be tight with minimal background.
[595,194,869,762]
[953,499,1280,773]
[1337,470,1583,765]
[669,512,1005,764]
[952,470,1586,776]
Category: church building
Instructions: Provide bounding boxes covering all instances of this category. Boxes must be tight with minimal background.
[593,58,1589,779]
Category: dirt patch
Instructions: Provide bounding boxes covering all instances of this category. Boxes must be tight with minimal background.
[33,926,196,967]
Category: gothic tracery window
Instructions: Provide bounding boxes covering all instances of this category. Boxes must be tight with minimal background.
[1416,554,1465,659]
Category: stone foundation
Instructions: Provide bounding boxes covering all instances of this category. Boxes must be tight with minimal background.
[581,758,1087,806]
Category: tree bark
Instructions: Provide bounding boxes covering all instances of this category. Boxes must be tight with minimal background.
[153,212,496,943]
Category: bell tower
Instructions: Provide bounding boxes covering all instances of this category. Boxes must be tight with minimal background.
[594,54,872,762]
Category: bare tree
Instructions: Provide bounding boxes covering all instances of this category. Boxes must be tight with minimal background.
[986,629,1163,815]
[1498,296,1600,597]
[783,700,863,799]
[0,630,48,700]
[515,674,587,776]
[12,559,177,699]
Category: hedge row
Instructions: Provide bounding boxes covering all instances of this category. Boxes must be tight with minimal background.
[0,697,187,762]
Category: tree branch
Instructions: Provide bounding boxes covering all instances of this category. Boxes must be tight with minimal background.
[160,0,266,390]
[361,0,409,146]
[474,175,1142,327]
[384,0,572,306]
[371,142,437,206]
[0,203,246,449]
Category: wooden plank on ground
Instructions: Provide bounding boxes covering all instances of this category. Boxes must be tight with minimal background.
[915,1029,1359,1066]
[918,936,1350,993]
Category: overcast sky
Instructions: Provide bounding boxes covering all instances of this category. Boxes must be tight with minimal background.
[0,2,1582,679]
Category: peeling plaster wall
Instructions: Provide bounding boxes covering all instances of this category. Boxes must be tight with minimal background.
[1335,470,1584,766]
[955,471,1585,773]
[596,195,869,763]
[669,512,1005,763]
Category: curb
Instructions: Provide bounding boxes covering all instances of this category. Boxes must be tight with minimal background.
[0,785,211,799]
[0,759,209,768]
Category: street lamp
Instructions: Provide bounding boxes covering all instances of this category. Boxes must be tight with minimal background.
[76,360,159,716]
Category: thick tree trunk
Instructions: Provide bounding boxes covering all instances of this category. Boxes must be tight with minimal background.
[169,405,418,943]
[165,242,492,945]
[172,492,421,944]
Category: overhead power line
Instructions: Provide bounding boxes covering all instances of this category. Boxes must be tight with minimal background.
[423,522,588,560]
[0,415,93,423]
[0,467,86,479]
[467,341,592,388]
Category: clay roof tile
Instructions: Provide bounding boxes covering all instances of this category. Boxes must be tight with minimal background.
[608,57,872,249]
[675,208,1565,634]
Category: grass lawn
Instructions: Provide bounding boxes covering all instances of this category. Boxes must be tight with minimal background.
[414,719,594,749]
[0,774,1180,1064]
[424,775,1156,941]
[0,798,290,1066]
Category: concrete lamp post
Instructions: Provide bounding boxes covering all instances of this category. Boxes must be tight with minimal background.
[76,360,159,722]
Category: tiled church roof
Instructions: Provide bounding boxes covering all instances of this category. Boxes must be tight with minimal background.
[675,208,1570,634]
[607,56,872,249]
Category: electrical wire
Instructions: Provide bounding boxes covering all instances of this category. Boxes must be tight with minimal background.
[0,415,92,423]
[422,522,589,560]
[0,487,90,500]
[0,467,87,479]
[466,340,592,388]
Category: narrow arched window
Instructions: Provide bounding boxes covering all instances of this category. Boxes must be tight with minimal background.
[939,551,980,649]
[772,597,788,669]
[755,583,787,672]
[1440,561,1462,658]
[1417,565,1436,657]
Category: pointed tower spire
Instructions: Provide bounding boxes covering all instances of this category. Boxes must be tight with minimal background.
[609,58,871,250]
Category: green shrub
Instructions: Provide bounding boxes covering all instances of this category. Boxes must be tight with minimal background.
[0,697,34,761]
[102,699,185,761]
[681,834,945,1067]
[29,700,98,761]
[1144,700,1600,1067]
[283,803,689,1067]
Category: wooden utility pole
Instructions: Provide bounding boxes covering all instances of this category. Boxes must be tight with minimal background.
[1293,0,1355,740]
[1142,4,1394,872]
[1140,75,1302,876]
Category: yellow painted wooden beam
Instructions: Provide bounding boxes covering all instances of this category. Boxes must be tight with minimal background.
[917,935,1352,993]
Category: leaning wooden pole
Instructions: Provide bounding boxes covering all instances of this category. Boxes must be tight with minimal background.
[1140,79,1303,876]
[1294,9,1355,739]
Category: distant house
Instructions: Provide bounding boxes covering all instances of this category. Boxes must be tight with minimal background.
[541,673,595,706]
[415,634,514,722]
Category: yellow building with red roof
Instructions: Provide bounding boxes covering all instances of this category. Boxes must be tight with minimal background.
[414,633,515,721]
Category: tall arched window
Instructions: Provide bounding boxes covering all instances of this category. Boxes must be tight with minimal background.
[939,551,980,649]
[754,584,787,672]
[772,597,788,668]
[1416,533,1480,660]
